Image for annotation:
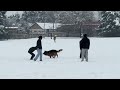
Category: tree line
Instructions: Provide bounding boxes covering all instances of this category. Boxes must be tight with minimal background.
[1,11,120,40]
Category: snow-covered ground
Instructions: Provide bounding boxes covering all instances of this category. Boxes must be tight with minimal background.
[0,37,120,79]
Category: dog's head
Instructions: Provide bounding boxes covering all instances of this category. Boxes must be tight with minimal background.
[43,51,48,55]
[60,49,63,51]
[58,49,63,52]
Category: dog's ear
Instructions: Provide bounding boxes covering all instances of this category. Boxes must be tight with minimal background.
[60,49,63,51]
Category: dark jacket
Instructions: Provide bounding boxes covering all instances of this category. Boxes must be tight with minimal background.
[80,37,90,49]
[28,47,37,53]
[36,39,42,49]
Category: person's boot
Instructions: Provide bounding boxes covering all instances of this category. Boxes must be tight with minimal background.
[86,60,88,62]
[31,55,35,60]
[34,58,36,61]
[30,57,33,60]
[81,60,84,62]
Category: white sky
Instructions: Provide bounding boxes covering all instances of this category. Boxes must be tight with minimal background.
[93,11,99,20]
[6,11,23,16]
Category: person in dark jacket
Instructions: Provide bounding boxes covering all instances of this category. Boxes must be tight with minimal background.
[79,34,90,62]
[28,46,37,60]
[34,36,42,61]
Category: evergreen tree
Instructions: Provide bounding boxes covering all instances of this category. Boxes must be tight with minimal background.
[20,11,97,37]
[0,11,6,25]
[21,11,95,24]
[99,11,120,37]
[7,13,21,27]
[0,11,8,39]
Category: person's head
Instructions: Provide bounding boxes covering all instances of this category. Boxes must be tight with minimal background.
[38,36,42,39]
[83,34,87,38]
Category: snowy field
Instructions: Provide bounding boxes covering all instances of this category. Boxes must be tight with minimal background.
[0,37,120,79]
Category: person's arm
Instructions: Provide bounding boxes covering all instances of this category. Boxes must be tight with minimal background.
[88,39,90,49]
[36,40,39,48]
[79,41,80,49]
[80,40,82,50]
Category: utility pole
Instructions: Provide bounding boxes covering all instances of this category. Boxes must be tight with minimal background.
[44,16,46,37]
[53,22,54,31]
[80,22,82,38]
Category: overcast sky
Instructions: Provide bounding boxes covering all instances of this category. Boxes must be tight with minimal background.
[6,11,23,16]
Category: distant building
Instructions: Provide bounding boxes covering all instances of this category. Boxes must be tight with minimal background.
[29,22,62,36]
[57,24,79,37]
[5,27,19,34]
[57,21,101,37]
[81,21,101,36]
[29,23,44,35]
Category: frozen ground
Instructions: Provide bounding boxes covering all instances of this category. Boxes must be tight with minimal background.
[0,37,120,79]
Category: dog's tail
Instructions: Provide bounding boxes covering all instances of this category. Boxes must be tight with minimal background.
[57,49,63,52]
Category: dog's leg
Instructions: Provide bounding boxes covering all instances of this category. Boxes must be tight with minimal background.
[53,55,56,58]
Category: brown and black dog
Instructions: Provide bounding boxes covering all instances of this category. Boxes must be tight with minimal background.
[43,49,63,58]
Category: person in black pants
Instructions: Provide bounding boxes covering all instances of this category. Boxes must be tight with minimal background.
[28,46,37,60]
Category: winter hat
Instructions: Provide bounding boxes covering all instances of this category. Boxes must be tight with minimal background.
[38,36,42,39]
[83,34,87,37]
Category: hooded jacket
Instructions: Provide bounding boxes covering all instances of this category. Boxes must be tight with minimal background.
[80,37,90,49]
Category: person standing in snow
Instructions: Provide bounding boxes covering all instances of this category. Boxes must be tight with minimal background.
[80,34,90,62]
[34,36,42,61]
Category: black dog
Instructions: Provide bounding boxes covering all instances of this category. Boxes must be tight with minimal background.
[43,49,63,58]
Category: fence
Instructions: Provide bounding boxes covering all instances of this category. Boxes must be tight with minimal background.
[7,34,46,39]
